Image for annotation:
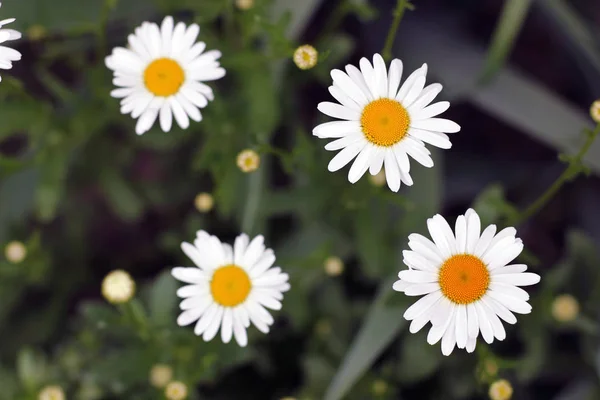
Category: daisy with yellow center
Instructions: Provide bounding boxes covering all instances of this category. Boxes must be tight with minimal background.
[0,2,22,82]
[172,231,290,347]
[236,149,260,173]
[314,53,460,191]
[393,209,540,355]
[105,16,225,135]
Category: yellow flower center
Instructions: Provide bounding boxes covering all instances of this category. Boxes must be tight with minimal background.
[210,265,252,307]
[360,98,410,147]
[144,58,185,97]
[438,254,490,304]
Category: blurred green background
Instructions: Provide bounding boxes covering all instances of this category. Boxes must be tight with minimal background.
[1,0,600,399]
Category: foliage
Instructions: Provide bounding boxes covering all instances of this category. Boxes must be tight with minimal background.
[1,0,600,399]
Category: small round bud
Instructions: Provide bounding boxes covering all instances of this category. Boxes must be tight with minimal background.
[324,256,344,276]
[590,100,600,123]
[236,149,260,173]
[489,379,513,400]
[293,45,318,70]
[368,169,386,187]
[371,379,388,395]
[194,193,214,213]
[101,270,135,304]
[27,25,47,41]
[551,294,579,322]
[150,364,173,388]
[5,241,27,263]
[235,0,254,10]
[38,386,65,400]
[165,381,188,400]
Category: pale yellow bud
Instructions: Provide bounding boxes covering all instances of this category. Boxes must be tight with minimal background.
[5,241,27,263]
[38,385,65,400]
[194,193,214,213]
[165,381,188,400]
[235,0,254,10]
[489,379,513,400]
[150,364,173,388]
[27,25,46,41]
[371,379,388,395]
[293,45,318,70]
[368,169,386,187]
[236,149,260,173]
[101,270,135,304]
[551,294,579,322]
[590,100,600,123]
[324,256,344,276]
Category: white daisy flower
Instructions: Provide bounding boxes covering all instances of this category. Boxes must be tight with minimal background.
[0,2,22,82]
[172,231,290,347]
[393,209,541,356]
[313,53,460,192]
[105,16,225,135]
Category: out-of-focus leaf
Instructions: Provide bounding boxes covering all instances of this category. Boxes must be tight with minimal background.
[471,183,519,226]
[35,150,70,222]
[0,366,19,400]
[0,168,38,243]
[353,202,388,278]
[16,347,47,391]
[323,301,406,400]
[99,168,145,221]
[397,332,443,384]
[148,270,178,328]
[313,34,355,83]
[480,0,533,83]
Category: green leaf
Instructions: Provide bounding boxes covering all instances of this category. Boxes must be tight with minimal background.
[396,332,443,384]
[0,169,38,243]
[99,168,145,221]
[16,348,47,390]
[323,300,406,400]
[479,0,533,83]
[148,270,178,327]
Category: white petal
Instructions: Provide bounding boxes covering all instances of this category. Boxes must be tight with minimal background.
[465,209,481,254]
[408,83,443,112]
[409,294,442,333]
[404,291,443,320]
[221,308,234,343]
[193,302,218,335]
[368,148,385,175]
[492,264,528,275]
[177,307,204,326]
[401,75,426,108]
[492,272,540,286]
[408,128,452,149]
[232,311,248,346]
[404,283,439,296]
[402,138,434,168]
[466,336,477,353]
[414,101,450,120]
[387,59,403,98]
[329,85,361,111]
[396,64,426,102]
[171,267,205,284]
[473,224,497,257]
[427,214,456,258]
[135,108,158,135]
[313,120,361,138]
[170,97,190,130]
[233,233,249,265]
[455,305,468,349]
[481,301,506,340]
[410,118,460,133]
[466,303,479,338]
[328,142,366,172]
[482,296,517,324]
[475,302,494,344]
[487,291,532,314]
[159,102,173,132]
[348,144,373,183]
[398,270,438,283]
[403,249,440,272]
[331,69,369,105]
[372,53,388,98]
[490,282,530,301]
[454,215,467,254]
[359,57,378,98]
[384,150,401,192]
[427,303,455,345]
[202,306,224,341]
[317,102,360,121]
[441,316,457,356]
[345,64,373,101]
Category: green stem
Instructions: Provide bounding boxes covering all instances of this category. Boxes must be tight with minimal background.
[119,299,150,341]
[512,124,600,225]
[381,0,414,61]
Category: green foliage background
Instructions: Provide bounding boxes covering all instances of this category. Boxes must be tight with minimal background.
[1,0,600,399]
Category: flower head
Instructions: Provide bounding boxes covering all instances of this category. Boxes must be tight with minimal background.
[5,240,26,263]
[235,0,254,10]
[150,364,173,388]
[165,381,188,400]
[236,149,260,173]
[489,379,513,400]
[324,256,344,276]
[590,100,600,123]
[293,45,318,70]
[194,192,214,212]
[393,209,540,355]
[0,3,22,82]
[551,294,579,322]
[314,54,460,191]
[102,270,135,304]
[105,16,225,135]
[38,385,65,400]
[172,231,290,346]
